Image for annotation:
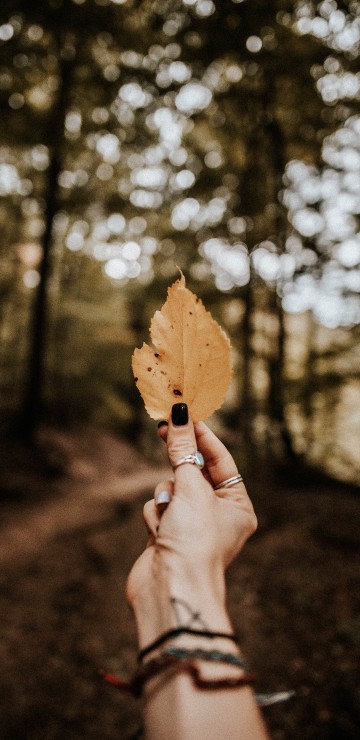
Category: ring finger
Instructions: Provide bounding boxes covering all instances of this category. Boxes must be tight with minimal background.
[194,421,240,489]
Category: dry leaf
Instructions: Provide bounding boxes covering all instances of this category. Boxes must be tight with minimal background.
[132,273,233,422]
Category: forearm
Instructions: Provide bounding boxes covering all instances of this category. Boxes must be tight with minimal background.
[144,669,268,740]
[130,557,269,740]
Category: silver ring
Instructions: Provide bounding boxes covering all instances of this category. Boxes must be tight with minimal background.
[214,474,243,490]
[173,451,205,469]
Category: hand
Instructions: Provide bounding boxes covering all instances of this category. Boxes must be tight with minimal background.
[126,405,257,646]
[153,412,256,570]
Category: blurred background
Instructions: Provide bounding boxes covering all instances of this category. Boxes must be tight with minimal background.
[0,1,359,738]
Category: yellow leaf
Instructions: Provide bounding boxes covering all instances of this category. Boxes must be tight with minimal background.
[132,273,233,422]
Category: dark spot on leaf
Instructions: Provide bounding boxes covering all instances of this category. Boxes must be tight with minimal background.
[189,311,192,315]
[173,389,182,396]
[161,370,166,375]
[147,367,152,372]
[154,353,160,357]
[134,377,138,382]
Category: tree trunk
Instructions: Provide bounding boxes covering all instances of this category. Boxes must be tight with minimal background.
[17,49,76,443]
[262,110,299,462]
[240,279,255,445]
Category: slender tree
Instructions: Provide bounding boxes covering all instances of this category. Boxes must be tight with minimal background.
[17,43,77,441]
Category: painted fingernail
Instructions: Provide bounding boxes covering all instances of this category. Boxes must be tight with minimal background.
[157,421,168,428]
[172,403,188,426]
[156,490,171,505]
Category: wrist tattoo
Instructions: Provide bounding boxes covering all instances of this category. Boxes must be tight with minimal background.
[137,596,239,664]
[170,597,209,631]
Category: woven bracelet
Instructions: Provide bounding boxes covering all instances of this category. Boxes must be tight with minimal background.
[161,646,250,672]
[138,627,240,663]
[101,665,295,707]
[100,654,255,698]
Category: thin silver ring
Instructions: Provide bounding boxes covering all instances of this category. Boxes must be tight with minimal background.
[173,451,205,470]
[214,474,243,490]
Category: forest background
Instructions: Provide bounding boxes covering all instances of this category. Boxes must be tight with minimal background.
[0,1,359,739]
[1,0,360,479]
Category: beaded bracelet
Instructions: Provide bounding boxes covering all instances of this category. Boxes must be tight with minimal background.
[137,627,240,663]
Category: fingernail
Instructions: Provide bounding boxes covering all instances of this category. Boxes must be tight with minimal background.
[157,421,168,428]
[156,490,171,505]
[172,403,188,426]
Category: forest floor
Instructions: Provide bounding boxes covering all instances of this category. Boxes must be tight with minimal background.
[0,424,359,740]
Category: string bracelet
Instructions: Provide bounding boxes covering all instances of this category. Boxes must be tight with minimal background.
[161,646,250,672]
[137,627,240,663]
[101,654,296,706]
[100,653,255,698]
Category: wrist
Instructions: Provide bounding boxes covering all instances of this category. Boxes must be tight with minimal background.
[128,552,231,650]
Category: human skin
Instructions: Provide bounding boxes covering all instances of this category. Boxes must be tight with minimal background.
[126,408,269,740]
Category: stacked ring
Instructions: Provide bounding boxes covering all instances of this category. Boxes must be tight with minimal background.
[214,474,243,490]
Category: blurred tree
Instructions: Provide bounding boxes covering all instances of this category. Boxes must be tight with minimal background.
[0,0,359,480]
[20,47,78,440]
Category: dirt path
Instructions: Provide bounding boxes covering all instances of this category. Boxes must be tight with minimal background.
[0,425,170,566]
[0,464,170,567]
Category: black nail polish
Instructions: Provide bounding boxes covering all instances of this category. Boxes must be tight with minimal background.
[172,403,188,426]
[157,421,168,428]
